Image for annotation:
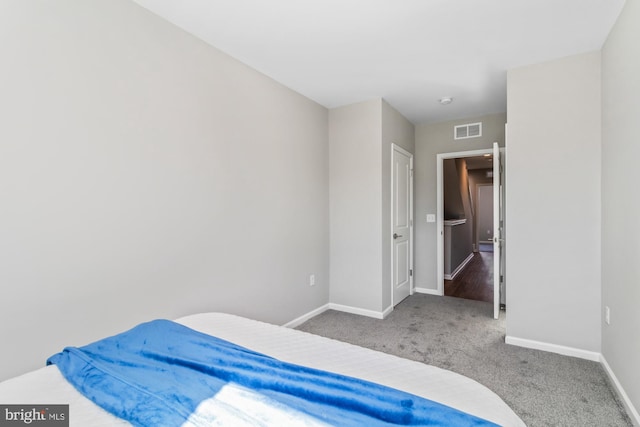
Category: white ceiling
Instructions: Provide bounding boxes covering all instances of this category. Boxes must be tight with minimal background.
[132,0,625,124]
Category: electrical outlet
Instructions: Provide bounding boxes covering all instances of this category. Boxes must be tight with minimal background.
[309,274,315,286]
[605,306,610,325]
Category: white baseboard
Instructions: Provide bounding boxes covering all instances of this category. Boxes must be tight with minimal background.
[282,304,330,328]
[505,335,601,362]
[381,304,393,319]
[414,287,441,296]
[601,355,640,426]
[444,252,475,280]
[327,303,387,319]
[282,301,392,328]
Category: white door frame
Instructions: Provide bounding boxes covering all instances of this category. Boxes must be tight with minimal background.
[436,148,492,296]
[492,142,502,319]
[391,144,414,306]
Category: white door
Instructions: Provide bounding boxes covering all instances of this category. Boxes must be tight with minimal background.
[492,142,502,319]
[392,144,413,306]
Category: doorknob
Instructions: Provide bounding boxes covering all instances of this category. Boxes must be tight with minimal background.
[393,233,403,239]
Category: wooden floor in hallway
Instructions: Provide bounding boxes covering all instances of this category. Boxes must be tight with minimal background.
[444,250,493,303]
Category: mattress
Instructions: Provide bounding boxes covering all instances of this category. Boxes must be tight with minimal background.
[0,313,525,426]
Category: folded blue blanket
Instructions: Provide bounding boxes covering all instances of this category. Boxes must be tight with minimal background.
[47,319,498,426]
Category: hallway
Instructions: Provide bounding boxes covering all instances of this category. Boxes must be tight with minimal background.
[444,250,493,302]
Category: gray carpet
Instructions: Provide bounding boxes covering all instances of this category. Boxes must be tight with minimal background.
[296,294,632,427]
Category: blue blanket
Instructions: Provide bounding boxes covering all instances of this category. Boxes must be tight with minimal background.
[47,320,499,426]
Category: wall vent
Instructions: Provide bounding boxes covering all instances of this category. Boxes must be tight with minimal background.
[454,122,482,140]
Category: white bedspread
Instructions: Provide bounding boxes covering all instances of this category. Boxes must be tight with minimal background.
[0,313,525,426]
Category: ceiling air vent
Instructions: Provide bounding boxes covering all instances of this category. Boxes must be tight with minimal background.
[454,122,482,140]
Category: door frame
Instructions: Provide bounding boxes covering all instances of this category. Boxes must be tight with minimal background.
[391,144,414,307]
[436,148,493,296]
[492,142,502,319]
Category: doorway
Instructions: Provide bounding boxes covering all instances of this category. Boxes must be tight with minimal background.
[436,146,504,318]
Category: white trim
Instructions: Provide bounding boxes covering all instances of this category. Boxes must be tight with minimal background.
[436,157,444,295]
[492,142,501,320]
[505,335,601,362]
[601,355,640,426]
[282,304,330,328]
[283,302,393,328]
[381,304,394,319]
[328,303,388,319]
[413,287,440,296]
[444,252,474,280]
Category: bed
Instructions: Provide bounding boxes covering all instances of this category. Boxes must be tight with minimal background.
[0,313,525,426]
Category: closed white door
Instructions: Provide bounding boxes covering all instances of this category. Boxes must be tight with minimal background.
[392,144,413,306]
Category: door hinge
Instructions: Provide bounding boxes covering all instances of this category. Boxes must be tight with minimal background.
[500,275,504,283]
[410,269,413,277]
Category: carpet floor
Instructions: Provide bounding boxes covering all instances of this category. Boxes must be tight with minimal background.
[296,294,632,427]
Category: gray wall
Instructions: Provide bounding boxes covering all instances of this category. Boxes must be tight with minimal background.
[329,99,414,313]
[476,184,494,243]
[601,0,640,414]
[446,224,473,275]
[443,159,465,219]
[469,170,494,247]
[381,100,415,309]
[442,159,474,274]
[506,51,601,352]
[0,0,330,380]
[329,100,383,311]
[414,113,506,292]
